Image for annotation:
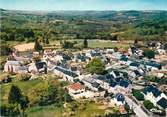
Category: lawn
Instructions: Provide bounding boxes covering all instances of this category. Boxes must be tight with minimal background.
[27,105,62,117]
[26,102,106,117]
[73,102,106,117]
[1,79,43,104]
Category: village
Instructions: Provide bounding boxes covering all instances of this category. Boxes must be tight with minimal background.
[1,40,167,117]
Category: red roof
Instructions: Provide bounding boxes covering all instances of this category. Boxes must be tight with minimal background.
[69,83,84,91]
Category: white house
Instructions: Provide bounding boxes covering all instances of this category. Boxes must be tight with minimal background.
[143,85,167,106]
[68,83,85,95]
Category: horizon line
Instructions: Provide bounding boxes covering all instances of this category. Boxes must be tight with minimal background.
[1,8,167,12]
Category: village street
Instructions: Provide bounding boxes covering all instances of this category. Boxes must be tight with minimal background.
[125,96,149,117]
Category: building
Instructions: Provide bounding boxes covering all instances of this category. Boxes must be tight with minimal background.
[157,97,167,109]
[82,77,100,91]
[68,83,85,95]
[143,85,167,106]
[28,61,47,74]
[145,61,162,71]
[4,61,28,73]
[53,66,78,82]
[111,93,125,106]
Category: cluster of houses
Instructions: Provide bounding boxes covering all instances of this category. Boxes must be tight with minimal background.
[143,85,167,111]
[3,42,167,114]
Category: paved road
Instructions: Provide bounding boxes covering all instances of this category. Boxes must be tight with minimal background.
[125,96,149,117]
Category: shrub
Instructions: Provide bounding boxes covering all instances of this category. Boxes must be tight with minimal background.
[143,100,154,110]
[17,73,31,81]
[132,89,144,101]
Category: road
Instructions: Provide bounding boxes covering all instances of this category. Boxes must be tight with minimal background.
[125,96,149,117]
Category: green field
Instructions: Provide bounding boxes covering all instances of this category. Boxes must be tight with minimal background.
[27,102,106,117]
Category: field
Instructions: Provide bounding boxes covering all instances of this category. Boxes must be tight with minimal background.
[47,39,132,50]
[27,102,106,117]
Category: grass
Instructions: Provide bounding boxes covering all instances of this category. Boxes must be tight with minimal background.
[26,105,62,117]
[48,39,131,50]
[73,102,106,117]
[26,102,106,117]
[1,79,44,104]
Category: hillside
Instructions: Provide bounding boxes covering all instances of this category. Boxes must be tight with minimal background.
[1,9,167,43]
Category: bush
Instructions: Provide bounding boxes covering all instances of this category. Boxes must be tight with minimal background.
[17,73,31,81]
[27,82,59,106]
[143,100,154,110]
[143,49,155,59]
[0,104,20,116]
[0,75,12,83]
[132,89,144,101]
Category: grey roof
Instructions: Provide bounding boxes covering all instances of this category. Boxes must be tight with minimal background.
[6,61,20,65]
[55,66,78,78]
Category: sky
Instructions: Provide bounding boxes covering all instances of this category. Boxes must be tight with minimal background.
[0,0,167,11]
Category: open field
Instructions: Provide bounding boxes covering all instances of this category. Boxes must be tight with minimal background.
[47,39,132,50]
[27,102,106,117]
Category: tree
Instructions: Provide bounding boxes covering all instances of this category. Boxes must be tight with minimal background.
[86,58,105,75]
[45,37,49,44]
[19,96,29,116]
[132,89,144,101]
[143,100,154,110]
[143,49,155,59]
[0,43,12,56]
[0,104,20,116]
[27,82,58,106]
[8,85,22,104]
[61,40,75,49]
[34,39,43,52]
[83,38,88,48]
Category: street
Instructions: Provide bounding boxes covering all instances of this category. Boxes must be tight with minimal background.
[125,96,149,117]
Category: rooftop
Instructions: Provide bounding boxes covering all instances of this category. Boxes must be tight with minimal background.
[143,85,161,97]
[69,83,84,91]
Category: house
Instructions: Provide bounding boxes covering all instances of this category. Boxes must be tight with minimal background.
[129,62,140,70]
[111,52,122,60]
[68,83,85,95]
[67,83,97,99]
[28,61,47,74]
[157,98,167,109]
[95,74,117,93]
[106,49,114,54]
[4,61,28,73]
[156,49,166,55]
[53,66,78,82]
[146,61,162,71]
[109,70,123,78]
[14,43,35,52]
[82,77,100,91]
[143,85,167,106]
[111,93,125,106]
[128,70,141,78]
